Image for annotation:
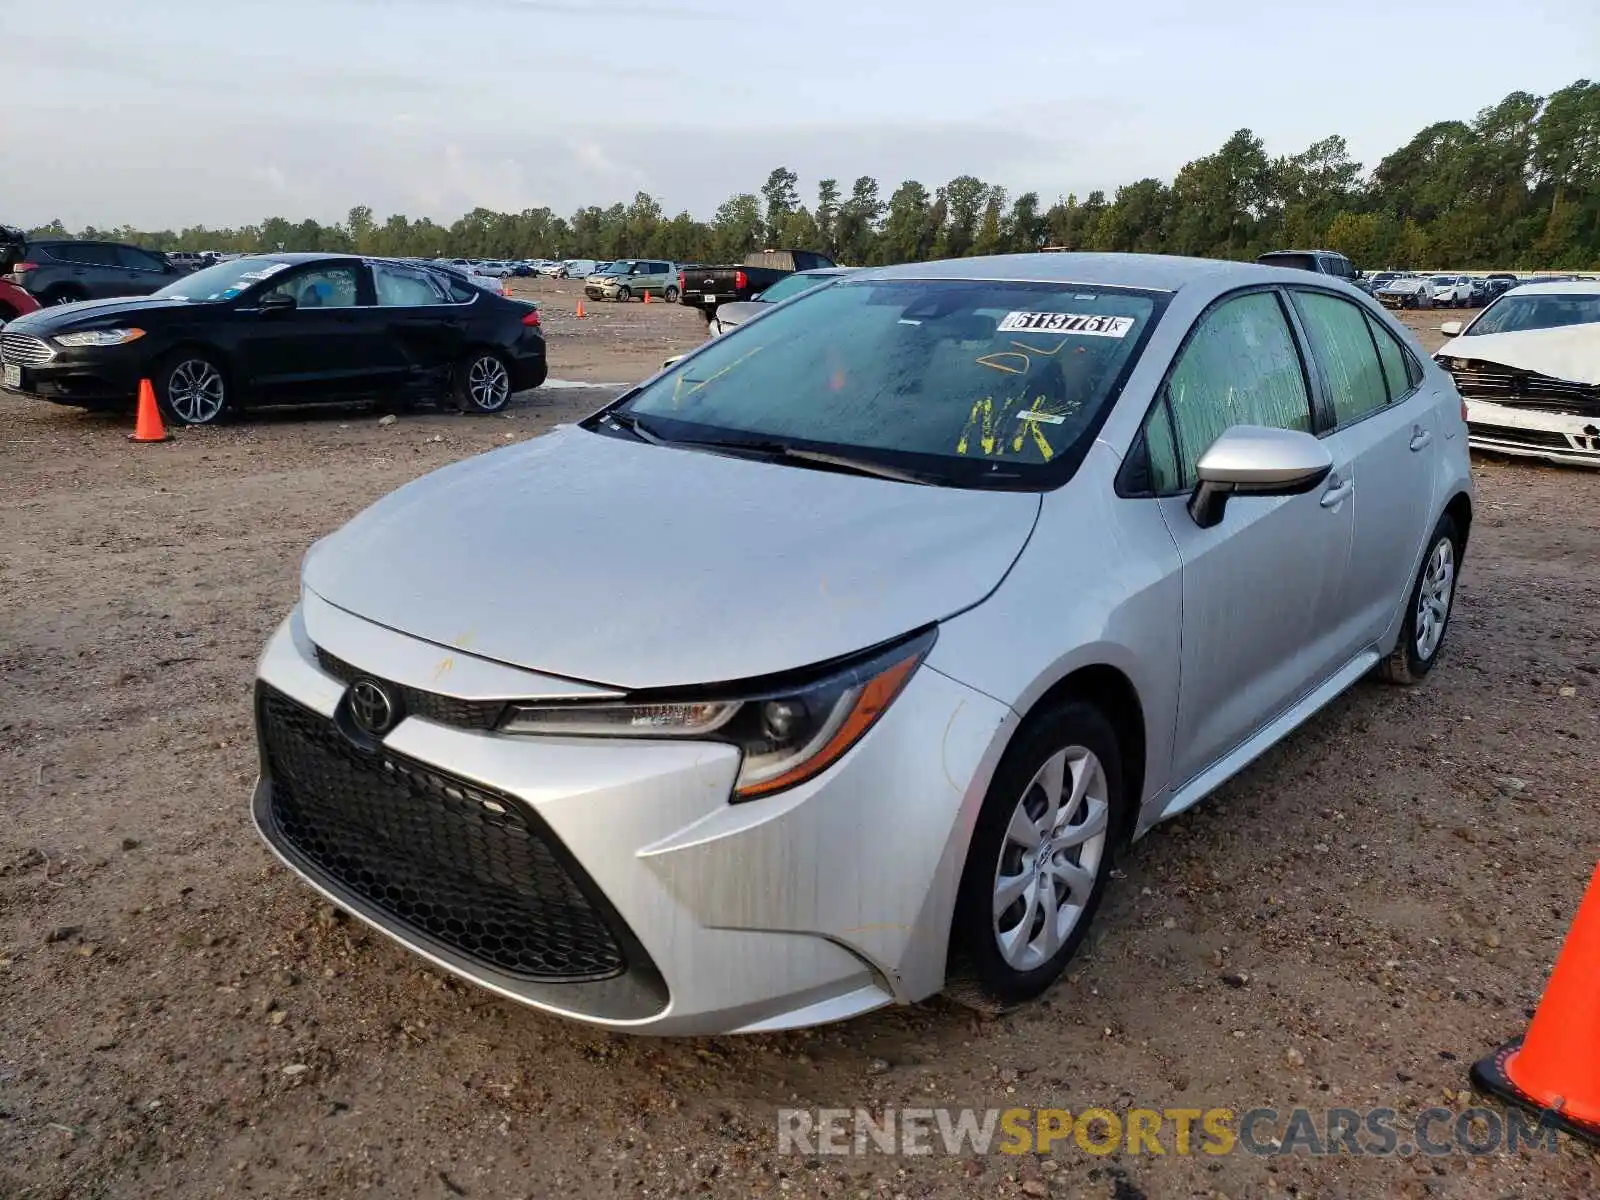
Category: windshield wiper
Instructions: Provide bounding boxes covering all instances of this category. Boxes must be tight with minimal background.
[657,433,951,485]
[776,447,944,485]
[602,410,668,445]
[601,421,1021,487]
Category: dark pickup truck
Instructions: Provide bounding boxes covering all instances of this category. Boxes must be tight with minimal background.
[679,249,837,320]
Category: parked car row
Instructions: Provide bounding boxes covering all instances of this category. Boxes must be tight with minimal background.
[1,254,547,424]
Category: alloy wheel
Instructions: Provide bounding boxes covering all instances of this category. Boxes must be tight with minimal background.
[992,745,1111,972]
[468,355,510,411]
[166,359,226,424]
[1415,537,1455,661]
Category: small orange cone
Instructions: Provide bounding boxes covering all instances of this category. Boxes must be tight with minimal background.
[129,379,172,443]
[1471,861,1600,1144]
[643,289,652,305]
[575,299,586,319]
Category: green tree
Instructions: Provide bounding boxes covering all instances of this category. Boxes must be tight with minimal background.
[761,167,800,246]
[711,193,763,260]
[881,180,932,264]
[815,179,840,256]
[835,176,884,265]
[972,188,1006,256]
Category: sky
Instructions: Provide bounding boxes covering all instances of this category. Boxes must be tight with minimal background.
[8,0,1600,231]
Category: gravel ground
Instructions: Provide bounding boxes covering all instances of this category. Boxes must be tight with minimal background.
[1,292,1597,1198]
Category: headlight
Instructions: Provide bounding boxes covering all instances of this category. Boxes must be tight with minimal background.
[499,629,935,800]
[55,328,145,347]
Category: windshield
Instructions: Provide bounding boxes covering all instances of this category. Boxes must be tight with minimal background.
[155,257,292,301]
[1465,292,1600,335]
[601,261,635,275]
[1430,276,1455,286]
[616,279,1162,488]
[1259,253,1316,270]
[757,271,841,303]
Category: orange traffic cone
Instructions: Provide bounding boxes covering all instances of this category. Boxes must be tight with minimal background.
[128,379,172,443]
[575,299,587,319]
[1471,861,1600,1144]
[643,289,652,305]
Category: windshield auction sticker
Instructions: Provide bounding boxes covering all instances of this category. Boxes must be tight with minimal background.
[998,312,1135,337]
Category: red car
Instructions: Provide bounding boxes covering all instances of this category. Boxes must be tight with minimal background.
[0,278,39,324]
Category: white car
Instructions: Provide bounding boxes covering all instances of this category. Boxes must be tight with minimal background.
[1429,275,1474,308]
[435,262,509,297]
[1376,276,1433,310]
[1436,280,1600,468]
[476,262,515,279]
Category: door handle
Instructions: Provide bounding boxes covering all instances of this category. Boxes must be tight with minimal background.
[1320,477,1354,509]
[1409,426,1433,452]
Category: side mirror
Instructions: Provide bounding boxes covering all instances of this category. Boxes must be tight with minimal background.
[259,292,297,314]
[661,354,686,370]
[1188,426,1334,529]
[1439,320,1462,337]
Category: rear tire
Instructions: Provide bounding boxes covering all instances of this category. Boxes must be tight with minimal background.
[44,287,87,307]
[946,699,1124,1013]
[1380,514,1460,685]
[664,286,679,303]
[454,349,513,414]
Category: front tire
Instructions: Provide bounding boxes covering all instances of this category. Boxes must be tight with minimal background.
[454,350,513,414]
[616,286,632,302]
[156,351,230,425]
[1380,514,1460,685]
[946,699,1123,1012]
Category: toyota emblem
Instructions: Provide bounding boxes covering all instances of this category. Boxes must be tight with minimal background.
[348,679,397,735]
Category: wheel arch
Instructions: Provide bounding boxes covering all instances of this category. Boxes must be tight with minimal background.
[1012,663,1148,850]
[155,340,236,387]
[1443,490,1472,551]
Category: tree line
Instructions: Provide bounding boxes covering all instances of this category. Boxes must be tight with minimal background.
[28,80,1600,271]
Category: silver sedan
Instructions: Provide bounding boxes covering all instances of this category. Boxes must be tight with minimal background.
[252,253,1473,1034]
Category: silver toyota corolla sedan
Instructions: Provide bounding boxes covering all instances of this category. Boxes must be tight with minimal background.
[253,253,1473,1035]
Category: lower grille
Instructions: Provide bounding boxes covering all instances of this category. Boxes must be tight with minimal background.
[0,332,54,367]
[315,647,505,731]
[1470,423,1584,451]
[258,687,626,982]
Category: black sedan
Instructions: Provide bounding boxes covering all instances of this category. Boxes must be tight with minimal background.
[0,254,547,424]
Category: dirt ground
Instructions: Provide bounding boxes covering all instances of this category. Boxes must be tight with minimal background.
[2,287,1597,1199]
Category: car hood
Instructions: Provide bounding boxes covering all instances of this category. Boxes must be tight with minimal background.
[302,424,1041,690]
[1440,324,1600,385]
[5,294,192,333]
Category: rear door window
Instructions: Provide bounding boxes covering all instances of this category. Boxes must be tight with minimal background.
[1366,314,1421,397]
[117,246,169,272]
[1291,290,1390,426]
[373,262,447,306]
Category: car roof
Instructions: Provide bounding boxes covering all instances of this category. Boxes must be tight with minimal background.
[851,252,1343,295]
[1501,280,1600,296]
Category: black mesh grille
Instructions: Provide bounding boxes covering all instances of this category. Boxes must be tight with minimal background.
[316,647,506,731]
[259,687,626,982]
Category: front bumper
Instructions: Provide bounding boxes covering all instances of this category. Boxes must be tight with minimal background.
[584,282,623,300]
[252,595,1013,1034]
[0,338,143,407]
[1465,399,1600,468]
